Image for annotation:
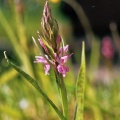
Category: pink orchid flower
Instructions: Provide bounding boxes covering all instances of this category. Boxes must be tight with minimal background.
[34,2,73,77]
[54,45,73,77]
[34,56,50,75]
[57,64,69,77]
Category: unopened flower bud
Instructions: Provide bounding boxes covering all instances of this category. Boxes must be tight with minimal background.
[41,1,59,51]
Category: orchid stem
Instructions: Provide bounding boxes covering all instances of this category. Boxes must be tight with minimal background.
[56,73,69,120]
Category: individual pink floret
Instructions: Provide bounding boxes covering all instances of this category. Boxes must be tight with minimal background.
[34,56,50,75]
[57,64,69,77]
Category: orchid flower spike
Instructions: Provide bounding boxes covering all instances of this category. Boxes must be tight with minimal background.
[33,1,73,77]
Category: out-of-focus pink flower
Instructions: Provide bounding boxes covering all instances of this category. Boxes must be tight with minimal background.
[101,36,114,59]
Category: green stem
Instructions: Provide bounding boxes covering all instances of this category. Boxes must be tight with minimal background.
[56,73,69,120]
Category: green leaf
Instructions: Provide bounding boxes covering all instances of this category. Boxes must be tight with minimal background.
[4,52,66,120]
[75,41,86,120]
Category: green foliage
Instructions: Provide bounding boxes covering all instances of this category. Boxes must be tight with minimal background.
[0,1,120,120]
[75,41,86,120]
[4,52,66,120]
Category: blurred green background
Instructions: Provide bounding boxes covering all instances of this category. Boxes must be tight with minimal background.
[0,0,120,120]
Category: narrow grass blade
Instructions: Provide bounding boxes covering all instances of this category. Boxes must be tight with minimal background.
[0,10,34,76]
[4,52,66,120]
[75,41,86,120]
